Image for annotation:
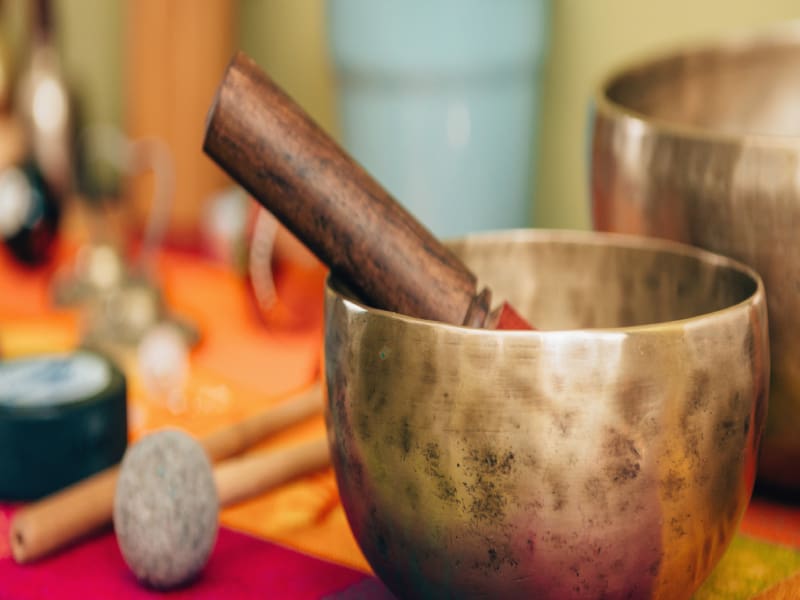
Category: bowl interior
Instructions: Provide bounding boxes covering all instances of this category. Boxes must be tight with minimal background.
[604,31,800,137]
[441,231,755,330]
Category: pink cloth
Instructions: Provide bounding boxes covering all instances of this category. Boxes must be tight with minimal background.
[0,506,393,599]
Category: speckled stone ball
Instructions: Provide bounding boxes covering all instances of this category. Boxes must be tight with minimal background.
[113,429,219,589]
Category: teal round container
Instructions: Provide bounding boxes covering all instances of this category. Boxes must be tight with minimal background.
[326,0,550,239]
[0,350,128,500]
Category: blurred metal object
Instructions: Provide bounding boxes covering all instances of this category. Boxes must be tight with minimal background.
[51,243,126,305]
[52,126,196,352]
[77,277,200,367]
[79,271,163,347]
[0,115,26,168]
[247,206,325,330]
[0,157,60,266]
[15,0,74,198]
[0,1,64,267]
[0,13,14,113]
[60,251,199,354]
[591,22,800,490]
[324,230,768,599]
[74,125,175,273]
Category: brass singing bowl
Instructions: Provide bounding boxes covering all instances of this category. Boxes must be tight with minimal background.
[592,23,800,489]
[324,230,768,600]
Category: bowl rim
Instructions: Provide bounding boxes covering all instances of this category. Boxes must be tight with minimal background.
[325,228,766,336]
[594,19,800,147]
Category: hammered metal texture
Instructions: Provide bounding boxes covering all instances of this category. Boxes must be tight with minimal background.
[324,230,768,600]
[592,23,799,489]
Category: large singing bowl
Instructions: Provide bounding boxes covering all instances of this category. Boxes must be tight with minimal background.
[592,24,800,489]
[324,230,767,600]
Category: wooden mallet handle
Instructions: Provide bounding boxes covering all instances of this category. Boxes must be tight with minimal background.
[215,437,330,508]
[203,51,496,328]
[10,382,323,564]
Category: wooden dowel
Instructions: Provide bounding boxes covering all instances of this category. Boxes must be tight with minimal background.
[9,468,119,565]
[215,437,330,508]
[10,382,324,564]
[202,382,322,461]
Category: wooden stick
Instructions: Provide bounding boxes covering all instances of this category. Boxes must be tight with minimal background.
[201,382,323,461]
[215,437,330,508]
[10,468,119,564]
[203,51,491,328]
[10,382,323,564]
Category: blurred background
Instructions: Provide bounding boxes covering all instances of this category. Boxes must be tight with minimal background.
[0,0,799,249]
[0,0,797,353]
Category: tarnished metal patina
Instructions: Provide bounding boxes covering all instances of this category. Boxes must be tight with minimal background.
[324,230,768,600]
[592,23,799,489]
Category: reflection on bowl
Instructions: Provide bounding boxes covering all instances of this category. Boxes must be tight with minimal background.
[592,22,800,488]
[324,230,768,599]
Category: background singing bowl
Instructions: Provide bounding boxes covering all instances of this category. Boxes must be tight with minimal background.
[324,230,768,600]
[592,23,800,489]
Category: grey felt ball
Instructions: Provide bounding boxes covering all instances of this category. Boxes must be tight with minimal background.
[113,429,219,589]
